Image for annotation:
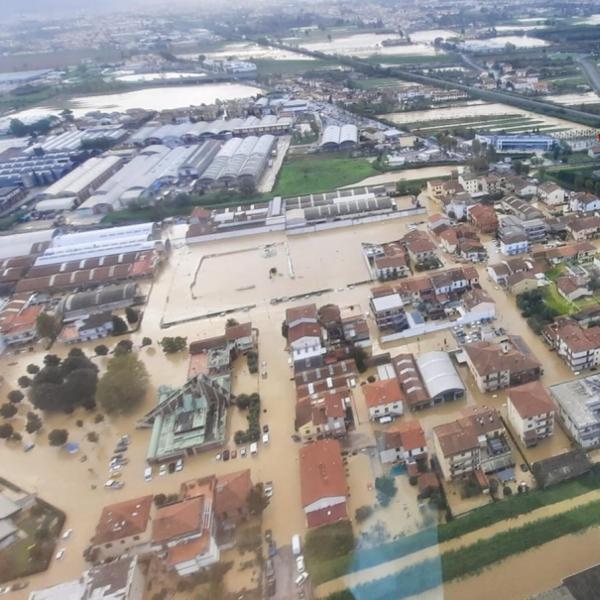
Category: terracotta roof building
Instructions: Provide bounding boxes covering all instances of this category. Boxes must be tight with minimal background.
[376,420,427,465]
[299,439,348,528]
[363,378,404,421]
[463,336,542,392]
[507,381,555,447]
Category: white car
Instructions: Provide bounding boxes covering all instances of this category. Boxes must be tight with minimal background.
[62,529,73,540]
[296,555,305,573]
[175,458,184,472]
[216,453,222,461]
[144,467,153,482]
[0,587,11,595]
[264,482,273,498]
[55,548,65,560]
[105,479,124,489]
[240,448,247,458]
[159,464,168,477]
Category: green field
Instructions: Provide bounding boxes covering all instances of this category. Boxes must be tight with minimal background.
[352,78,405,90]
[363,53,457,65]
[254,58,340,76]
[272,155,378,197]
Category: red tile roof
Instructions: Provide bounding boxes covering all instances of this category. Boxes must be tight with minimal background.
[92,495,153,545]
[363,378,404,409]
[299,439,346,509]
[508,381,555,418]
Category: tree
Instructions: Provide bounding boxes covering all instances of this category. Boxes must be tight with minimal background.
[351,346,368,373]
[375,475,397,507]
[26,412,42,434]
[8,390,24,403]
[9,118,28,137]
[48,429,68,446]
[226,318,239,328]
[355,505,374,522]
[95,344,109,356]
[43,354,61,367]
[114,339,133,355]
[0,403,17,419]
[86,431,99,443]
[26,364,40,375]
[112,315,128,335]
[18,375,31,388]
[154,493,167,507]
[36,313,60,340]
[96,353,149,414]
[246,483,269,515]
[0,423,13,439]
[125,307,139,324]
[158,336,187,354]
[141,337,152,347]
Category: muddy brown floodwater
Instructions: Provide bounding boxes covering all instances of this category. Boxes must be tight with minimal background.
[0,216,595,600]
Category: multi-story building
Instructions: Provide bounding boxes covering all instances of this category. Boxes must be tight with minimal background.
[295,390,349,442]
[570,192,600,214]
[507,381,555,447]
[550,375,600,448]
[369,292,408,332]
[463,337,543,392]
[363,378,404,421]
[433,407,514,481]
[543,321,600,372]
[376,420,427,466]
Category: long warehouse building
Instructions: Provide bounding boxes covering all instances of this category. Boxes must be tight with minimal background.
[199,135,275,188]
[40,155,125,201]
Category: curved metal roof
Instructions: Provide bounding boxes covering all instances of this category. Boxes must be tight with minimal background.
[416,351,465,400]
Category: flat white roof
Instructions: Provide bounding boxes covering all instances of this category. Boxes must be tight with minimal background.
[372,293,403,312]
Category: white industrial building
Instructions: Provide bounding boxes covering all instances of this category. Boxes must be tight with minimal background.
[320,124,359,151]
[34,223,161,266]
[40,155,125,201]
[28,126,127,154]
[199,135,276,188]
[129,115,292,147]
[76,145,207,214]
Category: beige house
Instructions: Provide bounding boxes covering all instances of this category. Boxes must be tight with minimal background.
[507,381,555,448]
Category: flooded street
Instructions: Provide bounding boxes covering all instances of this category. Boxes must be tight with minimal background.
[0,215,593,599]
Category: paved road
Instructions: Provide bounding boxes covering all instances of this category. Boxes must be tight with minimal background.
[577,56,600,95]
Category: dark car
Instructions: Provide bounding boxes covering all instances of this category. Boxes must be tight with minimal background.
[263,424,269,433]
[168,462,176,474]
[222,450,230,461]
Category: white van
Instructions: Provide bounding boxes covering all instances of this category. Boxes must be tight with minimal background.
[292,534,301,556]
[250,442,258,456]
[378,416,393,424]
[262,432,270,446]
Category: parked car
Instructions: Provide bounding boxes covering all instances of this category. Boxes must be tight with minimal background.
[240,447,247,458]
[144,467,153,482]
[55,549,65,560]
[62,529,73,540]
[262,424,269,433]
[295,572,309,586]
[231,450,237,459]
[296,555,305,573]
[222,450,230,461]
[264,481,273,498]
[262,432,270,445]
[159,464,168,476]
[175,458,184,472]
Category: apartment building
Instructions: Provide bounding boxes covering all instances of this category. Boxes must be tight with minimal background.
[432,407,514,481]
[463,337,543,392]
[507,381,555,447]
[543,321,600,372]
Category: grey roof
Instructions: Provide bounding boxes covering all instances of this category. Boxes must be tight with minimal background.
[64,283,138,312]
[549,376,600,430]
[0,519,17,542]
[531,450,591,489]
[416,351,465,399]
[0,493,20,519]
[304,196,393,221]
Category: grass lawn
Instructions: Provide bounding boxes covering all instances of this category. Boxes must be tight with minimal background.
[363,54,457,65]
[313,467,600,586]
[272,155,378,198]
[543,282,573,315]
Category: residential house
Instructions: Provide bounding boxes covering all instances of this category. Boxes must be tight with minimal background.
[0,295,42,350]
[341,315,371,348]
[543,320,600,372]
[369,292,408,332]
[373,254,410,280]
[468,203,498,233]
[89,496,155,561]
[287,322,325,372]
[403,231,438,265]
[318,304,343,341]
[432,407,513,482]
[286,304,318,329]
[363,378,404,421]
[299,439,348,528]
[507,381,555,447]
[538,182,565,207]
[463,337,543,392]
[570,192,600,214]
[507,271,543,295]
[566,215,600,241]
[295,390,349,441]
[376,420,427,467]
[499,220,529,256]
[556,276,592,302]
[60,311,114,344]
